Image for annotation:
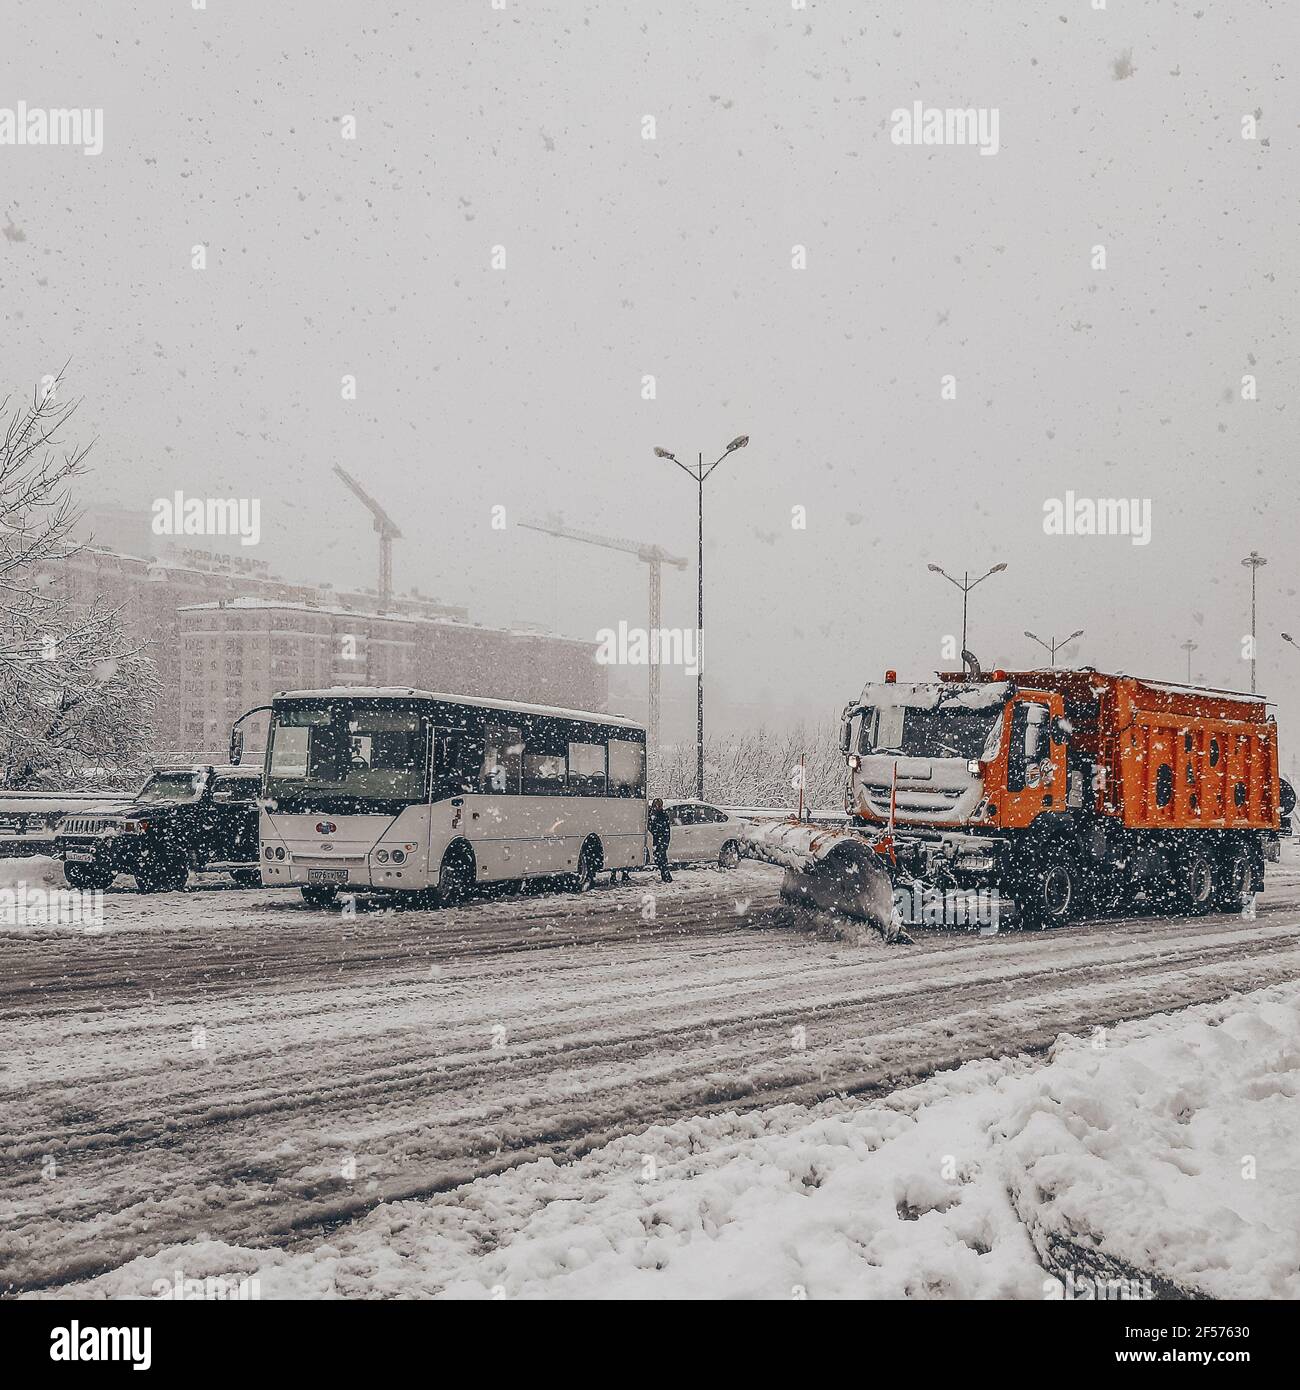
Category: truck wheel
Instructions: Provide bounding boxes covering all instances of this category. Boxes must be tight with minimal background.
[1175,847,1215,916]
[718,840,742,870]
[63,862,116,891]
[1019,857,1076,929]
[1212,846,1252,912]
[300,884,339,907]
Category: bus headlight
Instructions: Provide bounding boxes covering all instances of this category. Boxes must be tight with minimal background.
[390,849,406,864]
[275,846,286,860]
[264,847,274,860]
[375,849,390,863]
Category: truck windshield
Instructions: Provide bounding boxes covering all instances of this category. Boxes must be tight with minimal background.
[859,703,1001,760]
[138,771,205,803]
[265,700,427,810]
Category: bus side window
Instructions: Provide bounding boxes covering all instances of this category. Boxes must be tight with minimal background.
[436,731,482,797]
[568,741,606,795]
[608,738,646,798]
[520,715,567,795]
[481,725,522,794]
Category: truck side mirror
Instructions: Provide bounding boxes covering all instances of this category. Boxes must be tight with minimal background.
[839,719,852,756]
[229,728,244,766]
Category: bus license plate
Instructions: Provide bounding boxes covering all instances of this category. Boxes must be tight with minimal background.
[307,868,349,883]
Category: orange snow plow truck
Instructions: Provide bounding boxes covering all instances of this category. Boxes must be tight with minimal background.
[750,665,1292,933]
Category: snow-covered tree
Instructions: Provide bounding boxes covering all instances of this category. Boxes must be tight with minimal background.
[0,374,157,787]
[655,720,848,810]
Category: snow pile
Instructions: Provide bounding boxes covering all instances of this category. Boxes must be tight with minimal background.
[39,984,1300,1300]
[0,854,66,890]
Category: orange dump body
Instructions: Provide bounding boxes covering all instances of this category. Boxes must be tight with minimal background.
[940,668,1280,832]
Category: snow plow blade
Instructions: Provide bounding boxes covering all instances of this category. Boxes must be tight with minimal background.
[743,820,907,943]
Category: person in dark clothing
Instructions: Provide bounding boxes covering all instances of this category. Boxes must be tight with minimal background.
[648,798,672,883]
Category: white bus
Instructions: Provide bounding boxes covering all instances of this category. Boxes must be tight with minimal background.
[257,687,648,905]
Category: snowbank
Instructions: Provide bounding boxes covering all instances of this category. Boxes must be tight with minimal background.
[40,982,1300,1300]
[0,854,66,890]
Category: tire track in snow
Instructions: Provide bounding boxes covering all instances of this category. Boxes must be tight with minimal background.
[3,864,1300,1292]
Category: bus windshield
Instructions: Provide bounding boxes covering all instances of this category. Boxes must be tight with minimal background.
[266,700,426,810]
[859,703,1002,761]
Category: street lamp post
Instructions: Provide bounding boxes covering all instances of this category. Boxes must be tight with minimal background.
[653,436,749,799]
[1180,638,1198,684]
[1024,628,1084,666]
[927,561,1008,657]
[1242,551,1267,694]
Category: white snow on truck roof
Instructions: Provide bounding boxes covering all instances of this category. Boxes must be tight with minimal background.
[853,680,1011,712]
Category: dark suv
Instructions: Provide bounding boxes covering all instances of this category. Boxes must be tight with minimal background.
[58,766,262,892]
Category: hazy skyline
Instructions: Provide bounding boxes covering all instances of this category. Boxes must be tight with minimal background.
[4,0,1299,757]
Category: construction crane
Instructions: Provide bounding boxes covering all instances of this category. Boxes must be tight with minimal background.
[333,464,403,608]
[519,514,687,752]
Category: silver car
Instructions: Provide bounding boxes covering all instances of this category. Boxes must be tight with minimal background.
[662,800,746,868]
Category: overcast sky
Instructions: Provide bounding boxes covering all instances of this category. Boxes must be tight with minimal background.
[3,1,1299,757]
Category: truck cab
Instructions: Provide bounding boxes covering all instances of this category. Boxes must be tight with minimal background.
[845,676,1071,829]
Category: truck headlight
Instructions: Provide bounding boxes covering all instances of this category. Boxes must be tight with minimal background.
[121,819,149,834]
[967,760,981,775]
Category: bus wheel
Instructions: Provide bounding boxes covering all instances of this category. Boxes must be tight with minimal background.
[1175,846,1215,916]
[572,840,601,893]
[718,841,741,870]
[438,848,474,906]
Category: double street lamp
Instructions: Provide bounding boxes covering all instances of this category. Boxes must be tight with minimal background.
[1024,628,1084,666]
[653,436,749,799]
[926,561,1008,658]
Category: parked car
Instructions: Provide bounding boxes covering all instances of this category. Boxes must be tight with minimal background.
[57,766,262,892]
[662,800,746,868]
[0,792,129,858]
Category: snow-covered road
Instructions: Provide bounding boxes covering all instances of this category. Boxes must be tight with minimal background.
[4,861,1300,1293]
